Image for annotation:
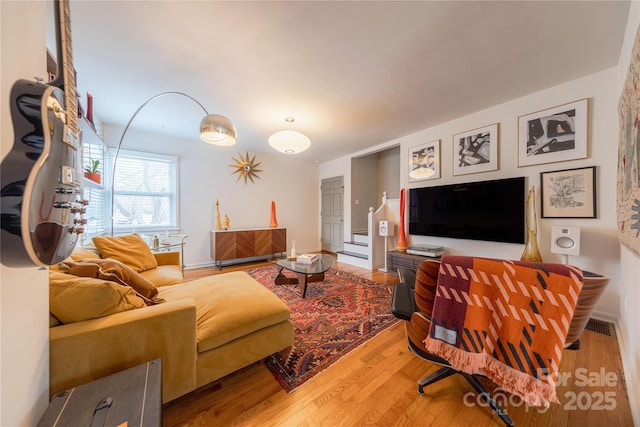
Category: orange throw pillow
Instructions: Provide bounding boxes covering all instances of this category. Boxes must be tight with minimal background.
[92,234,158,272]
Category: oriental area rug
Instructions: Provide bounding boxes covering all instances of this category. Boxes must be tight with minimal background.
[245,265,399,393]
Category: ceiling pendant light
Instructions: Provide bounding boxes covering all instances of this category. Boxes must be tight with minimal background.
[268,117,311,154]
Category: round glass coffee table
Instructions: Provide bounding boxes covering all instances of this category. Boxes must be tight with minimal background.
[273,254,335,298]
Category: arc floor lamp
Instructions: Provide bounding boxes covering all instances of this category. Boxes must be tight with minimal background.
[110,91,236,236]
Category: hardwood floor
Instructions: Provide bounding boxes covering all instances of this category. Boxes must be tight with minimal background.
[163,258,633,427]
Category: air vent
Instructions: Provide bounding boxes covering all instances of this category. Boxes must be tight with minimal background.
[584,318,616,338]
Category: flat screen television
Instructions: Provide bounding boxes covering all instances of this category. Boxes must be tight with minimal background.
[408,177,525,244]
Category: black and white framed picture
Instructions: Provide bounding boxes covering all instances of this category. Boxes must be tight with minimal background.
[453,123,499,176]
[518,99,588,167]
[408,140,440,182]
[540,166,596,218]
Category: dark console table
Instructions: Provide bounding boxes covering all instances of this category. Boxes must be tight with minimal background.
[387,250,440,273]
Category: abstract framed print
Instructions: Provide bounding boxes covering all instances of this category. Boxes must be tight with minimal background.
[408,140,440,182]
[518,99,588,167]
[453,123,499,176]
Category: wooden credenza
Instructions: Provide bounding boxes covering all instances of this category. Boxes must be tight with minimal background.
[210,227,286,268]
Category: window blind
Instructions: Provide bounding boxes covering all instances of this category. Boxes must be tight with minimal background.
[110,149,178,232]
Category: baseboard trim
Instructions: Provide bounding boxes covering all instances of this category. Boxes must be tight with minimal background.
[185,261,215,270]
[590,310,618,324]
[614,317,640,426]
[185,248,324,271]
[584,310,638,425]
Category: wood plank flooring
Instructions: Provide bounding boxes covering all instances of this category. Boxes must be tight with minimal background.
[163,257,633,427]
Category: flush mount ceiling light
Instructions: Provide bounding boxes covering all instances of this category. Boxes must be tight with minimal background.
[268,117,311,154]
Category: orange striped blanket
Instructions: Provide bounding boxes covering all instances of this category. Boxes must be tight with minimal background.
[423,255,583,407]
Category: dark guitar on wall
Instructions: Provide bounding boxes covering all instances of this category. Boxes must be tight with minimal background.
[1,0,87,267]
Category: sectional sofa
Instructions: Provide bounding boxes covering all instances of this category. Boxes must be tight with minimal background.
[48,234,294,403]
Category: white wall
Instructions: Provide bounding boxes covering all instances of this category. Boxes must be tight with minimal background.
[321,67,621,318]
[1,2,51,426]
[102,125,320,267]
[616,1,640,423]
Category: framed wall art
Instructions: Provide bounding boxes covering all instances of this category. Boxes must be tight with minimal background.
[518,99,588,167]
[540,166,596,218]
[453,123,499,176]
[408,140,440,182]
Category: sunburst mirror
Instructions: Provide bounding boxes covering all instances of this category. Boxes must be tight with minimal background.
[229,152,262,184]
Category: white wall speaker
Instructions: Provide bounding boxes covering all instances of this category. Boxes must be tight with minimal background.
[379,220,394,237]
[551,226,581,256]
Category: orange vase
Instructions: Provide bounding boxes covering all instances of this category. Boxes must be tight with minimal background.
[270,201,278,227]
[396,188,408,251]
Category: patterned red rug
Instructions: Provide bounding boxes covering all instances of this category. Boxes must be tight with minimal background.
[245,265,399,392]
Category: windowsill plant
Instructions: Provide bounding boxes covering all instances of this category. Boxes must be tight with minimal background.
[84,159,101,184]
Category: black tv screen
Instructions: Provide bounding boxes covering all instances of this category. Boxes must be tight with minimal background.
[408,177,525,244]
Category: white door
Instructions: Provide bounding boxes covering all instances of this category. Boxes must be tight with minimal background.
[321,176,343,253]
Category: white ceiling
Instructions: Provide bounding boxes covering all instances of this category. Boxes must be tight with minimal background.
[60,1,629,163]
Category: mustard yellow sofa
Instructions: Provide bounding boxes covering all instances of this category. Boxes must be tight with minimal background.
[48,238,294,403]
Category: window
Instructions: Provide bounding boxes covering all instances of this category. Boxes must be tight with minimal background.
[109,149,178,233]
[83,186,107,237]
[82,137,107,238]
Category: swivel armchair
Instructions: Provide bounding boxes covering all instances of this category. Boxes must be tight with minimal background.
[391,257,608,426]
[392,260,515,426]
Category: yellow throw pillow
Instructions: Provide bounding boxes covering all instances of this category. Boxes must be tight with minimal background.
[69,246,101,261]
[92,234,158,272]
[49,313,61,327]
[49,272,145,324]
[64,258,161,304]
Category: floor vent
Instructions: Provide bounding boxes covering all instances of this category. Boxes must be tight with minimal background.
[584,318,616,338]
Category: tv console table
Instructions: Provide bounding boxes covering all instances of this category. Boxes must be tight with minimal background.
[210,227,286,269]
[387,250,440,273]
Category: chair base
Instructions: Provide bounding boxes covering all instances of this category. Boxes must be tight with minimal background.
[566,339,581,350]
[460,372,514,427]
[417,366,457,394]
[411,345,514,427]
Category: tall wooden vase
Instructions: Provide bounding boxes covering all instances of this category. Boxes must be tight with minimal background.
[396,188,408,251]
[270,201,278,228]
[521,186,542,262]
[214,199,222,231]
